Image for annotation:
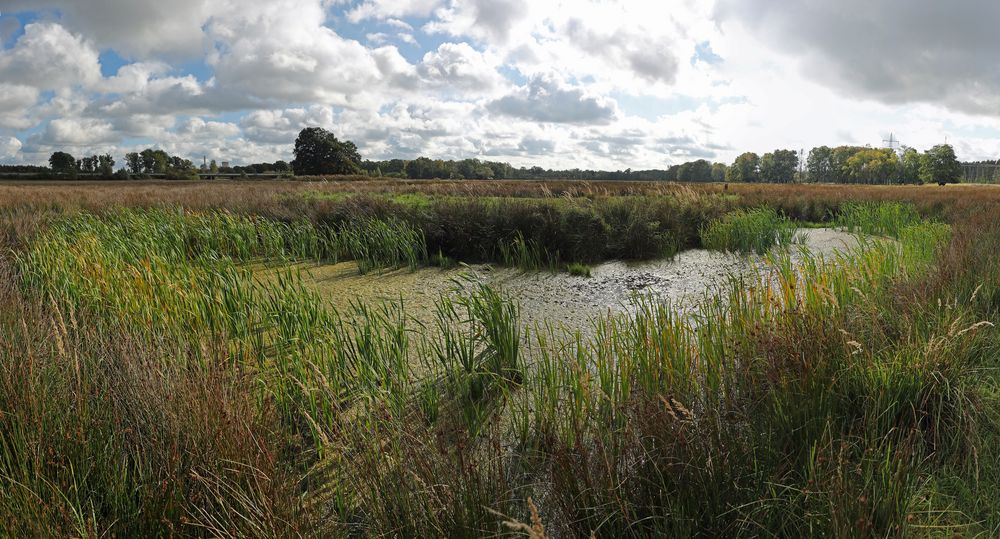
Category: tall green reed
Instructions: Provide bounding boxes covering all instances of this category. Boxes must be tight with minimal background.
[700,206,797,254]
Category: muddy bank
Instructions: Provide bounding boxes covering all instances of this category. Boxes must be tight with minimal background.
[265,228,863,333]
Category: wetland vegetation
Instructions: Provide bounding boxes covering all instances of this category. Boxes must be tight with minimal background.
[0,180,997,537]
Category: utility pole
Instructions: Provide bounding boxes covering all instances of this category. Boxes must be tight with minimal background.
[882,132,900,151]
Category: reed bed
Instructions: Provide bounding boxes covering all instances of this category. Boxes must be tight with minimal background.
[835,201,925,237]
[0,187,997,537]
[700,206,797,254]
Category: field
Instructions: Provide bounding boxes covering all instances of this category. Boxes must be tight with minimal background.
[0,179,998,537]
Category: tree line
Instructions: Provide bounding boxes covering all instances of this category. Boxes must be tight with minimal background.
[293,128,966,184]
[802,144,960,184]
[0,150,293,180]
[0,127,975,184]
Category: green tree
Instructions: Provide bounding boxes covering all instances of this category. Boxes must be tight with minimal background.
[676,162,693,181]
[727,152,760,182]
[710,162,728,182]
[830,146,863,183]
[139,149,157,174]
[677,159,712,182]
[900,147,922,184]
[844,148,898,184]
[920,144,961,185]
[48,151,76,175]
[291,127,362,176]
[125,152,143,175]
[97,154,115,177]
[165,155,197,180]
[759,149,798,183]
[806,146,833,182]
[138,149,169,174]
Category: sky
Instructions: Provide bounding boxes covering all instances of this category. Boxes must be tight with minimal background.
[1,0,1000,169]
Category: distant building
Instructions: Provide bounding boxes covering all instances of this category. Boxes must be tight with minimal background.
[221,161,230,168]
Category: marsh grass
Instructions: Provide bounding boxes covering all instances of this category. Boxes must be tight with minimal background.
[337,216,427,273]
[0,192,997,536]
[835,201,924,237]
[700,206,797,254]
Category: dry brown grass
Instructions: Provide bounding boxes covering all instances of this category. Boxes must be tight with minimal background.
[1,178,996,209]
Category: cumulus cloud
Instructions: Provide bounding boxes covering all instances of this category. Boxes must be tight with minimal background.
[347,0,442,23]
[206,0,391,108]
[0,22,101,90]
[562,18,679,85]
[239,106,336,143]
[0,83,39,129]
[174,117,240,140]
[3,0,215,57]
[110,113,177,138]
[417,42,502,92]
[424,0,529,43]
[98,62,172,94]
[38,118,118,146]
[488,76,617,124]
[0,136,22,159]
[715,0,1000,115]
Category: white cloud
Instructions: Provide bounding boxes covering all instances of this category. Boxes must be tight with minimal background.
[206,0,389,108]
[346,0,442,23]
[240,106,336,143]
[417,42,502,92]
[3,0,215,57]
[424,0,529,43]
[488,75,617,125]
[0,22,101,90]
[562,18,679,85]
[39,118,118,146]
[0,84,39,129]
[0,136,22,159]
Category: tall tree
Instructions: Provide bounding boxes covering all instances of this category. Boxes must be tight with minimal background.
[920,144,961,185]
[97,153,115,177]
[899,147,921,184]
[48,152,76,175]
[710,162,728,182]
[806,146,833,182]
[830,146,863,183]
[125,152,143,175]
[677,159,712,182]
[759,149,798,183]
[139,149,157,174]
[844,148,898,184]
[291,127,362,176]
[727,152,760,183]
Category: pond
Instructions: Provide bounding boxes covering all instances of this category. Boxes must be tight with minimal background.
[269,228,863,334]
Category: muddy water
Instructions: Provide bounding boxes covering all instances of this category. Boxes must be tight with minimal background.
[273,228,862,333]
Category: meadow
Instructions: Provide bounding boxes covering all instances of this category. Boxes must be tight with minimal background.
[0,179,997,537]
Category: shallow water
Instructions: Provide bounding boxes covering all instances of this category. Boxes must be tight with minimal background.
[268,228,862,333]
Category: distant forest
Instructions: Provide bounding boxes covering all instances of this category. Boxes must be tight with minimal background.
[0,127,992,184]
